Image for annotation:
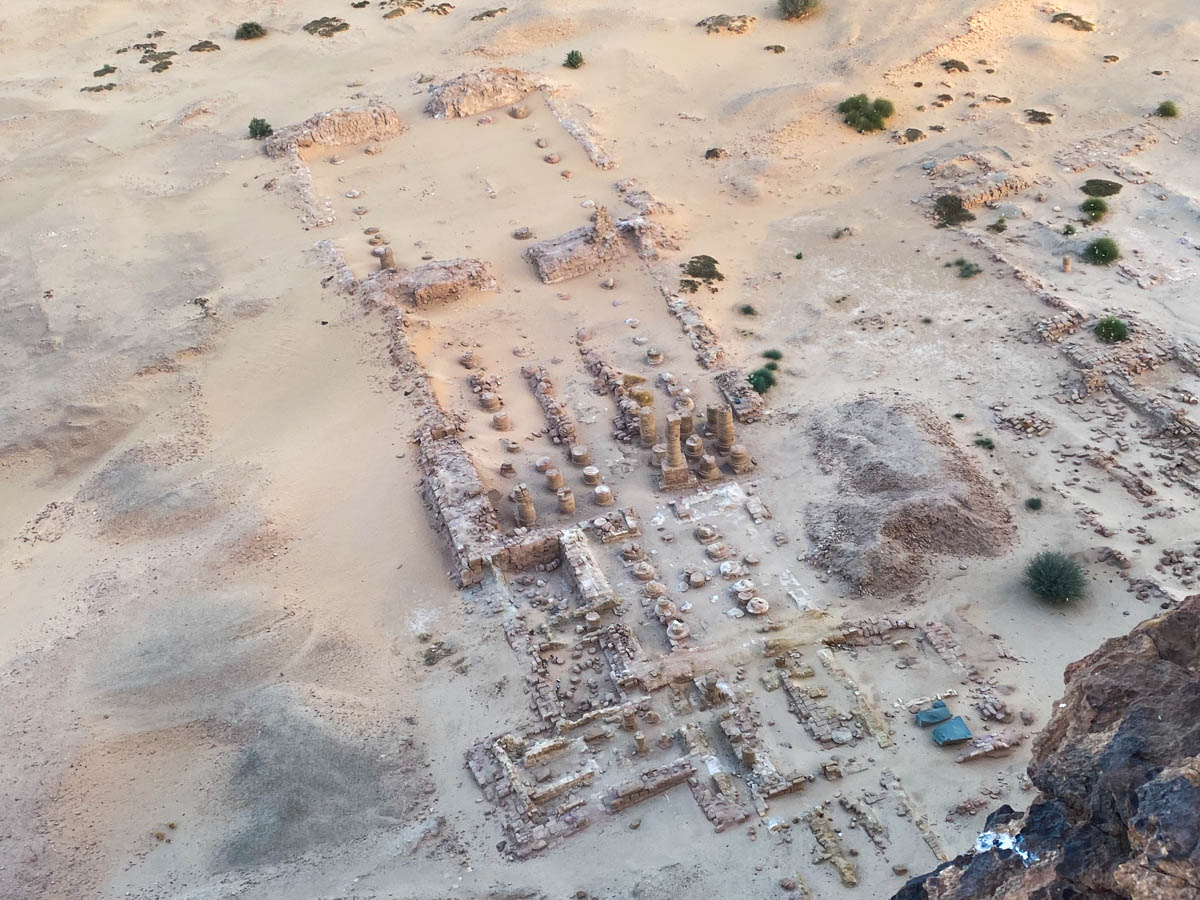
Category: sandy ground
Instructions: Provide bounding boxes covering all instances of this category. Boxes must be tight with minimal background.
[2,0,1199,898]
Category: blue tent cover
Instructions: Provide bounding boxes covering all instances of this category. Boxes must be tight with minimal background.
[915,699,952,727]
[932,716,973,746]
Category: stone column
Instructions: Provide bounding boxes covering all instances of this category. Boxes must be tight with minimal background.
[697,454,720,482]
[665,414,685,468]
[638,406,658,449]
[684,434,705,460]
[513,483,537,527]
[545,468,564,490]
[705,403,720,437]
[557,487,576,514]
[728,443,753,475]
[715,405,736,455]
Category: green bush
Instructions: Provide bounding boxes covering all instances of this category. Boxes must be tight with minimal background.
[248,117,273,139]
[739,304,758,316]
[941,59,969,72]
[749,368,777,394]
[765,361,779,371]
[986,217,1007,233]
[564,49,584,69]
[950,258,981,278]
[974,435,995,450]
[1025,497,1043,511]
[1156,100,1179,118]
[235,21,266,40]
[1025,550,1086,603]
[1080,179,1122,197]
[1082,237,1119,265]
[1080,197,1108,221]
[934,194,975,226]
[762,349,783,360]
[1051,12,1093,31]
[1094,315,1129,343]
[1062,224,1076,236]
[837,94,895,133]
[779,0,819,20]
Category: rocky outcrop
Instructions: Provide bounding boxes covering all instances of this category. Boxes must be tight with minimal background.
[263,103,406,158]
[524,207,626,283]
[895,596,1200,900]
[425,68,538,118]
[362,259,498,306]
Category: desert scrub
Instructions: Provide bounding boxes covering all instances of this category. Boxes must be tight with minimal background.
[1080,179,1122,197]
[235,21,266,40]
[1025,550,1086,603]
[762,349,783,360]
[1080,197,1107,221]
[1082,237,1119,265]
[1024,497,1043,511]
[682,255,724,282]
[941,59,969,73]
[564,50,584,69]
[948,258,981,278]
[837,94,895,133]
[248,117,274,139]
[739,304,758,316]
[973,435,995,450]
[748,368,777,394]
[933,194,975,226]
[779,0,819,21]
[1062,223,1076,236]
[764,361,779,371]
[986,217,1007,233]
[1094,315,1129,343]
[1155,100,1179,118]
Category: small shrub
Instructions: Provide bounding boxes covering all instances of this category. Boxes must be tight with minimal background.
[683,255,724,282]
[248,117,274,139]
[1155,100,1179,118]
[986,218,1007,233]
[1062,224,1076,236]
[762,349,783,360]
[779,0,819,20]
[235,21,266,40]
[1080,197,1107,221]
[94,64,117,77]
[1082,237,1119,265]
[765,361,779,371]
[934,194,975,226]
[941,59,969,73]
[952,258,982,278]
[739,304,758,316]
[794,251,804,259]
[749,368,777,394]
[1025,497,1043,511]
[1094,316,1129,343]
[564,49,584,69]
[1026,109,1053,124]
[837,94,895,133]
[1080,179,1122,197]
[921,316,933,324]
[952,412,965,419]
[1025,550,1086,603]
[974,435,995,450]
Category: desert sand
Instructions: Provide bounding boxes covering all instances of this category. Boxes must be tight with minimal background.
[2,1,1199,898]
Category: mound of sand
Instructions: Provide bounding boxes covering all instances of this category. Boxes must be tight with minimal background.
[805,396,1015,596]
[263,103,406,158]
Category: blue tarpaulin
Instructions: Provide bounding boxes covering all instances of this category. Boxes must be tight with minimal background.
[915,699,952,727]
[932,716,973,746]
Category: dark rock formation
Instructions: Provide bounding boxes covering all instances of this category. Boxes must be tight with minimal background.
[894,596,1200,900]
